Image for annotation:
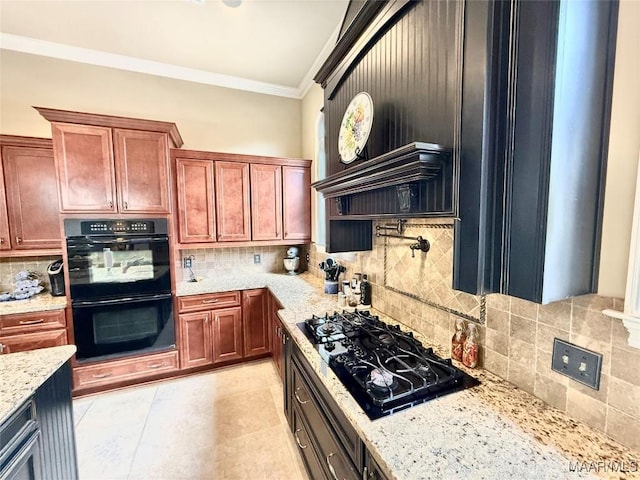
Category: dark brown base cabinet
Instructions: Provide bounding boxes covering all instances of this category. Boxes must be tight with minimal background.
[178,289,269,370]
[287,342,390,480]
[1,362,78,480]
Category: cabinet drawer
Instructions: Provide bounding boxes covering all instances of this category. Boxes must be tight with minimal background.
[73,350,178,389]
[292,351,361,467]
[292,405,329,480]
[178,291,241,313]
[0,309,66,335]
[292,362,359,480]
[0,329,67,354]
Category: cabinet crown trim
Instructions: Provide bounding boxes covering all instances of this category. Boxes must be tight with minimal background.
[34,106,183,148]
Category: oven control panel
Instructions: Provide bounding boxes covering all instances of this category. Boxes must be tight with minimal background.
[81,220,155,235]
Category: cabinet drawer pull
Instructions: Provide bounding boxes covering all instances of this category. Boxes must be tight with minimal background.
[294,387,308,405]
[0,238,4,244]
[147,362,165,369]
[15,236,22,244]
[362,466,375,480]
[19,318,45,325]
[202,299,219,304]
[0,343,4,353]
[91,372,113,379]
[123,201,129,210]
[108,201,113,209]
[326,452,341,480]
[293,429,307,449]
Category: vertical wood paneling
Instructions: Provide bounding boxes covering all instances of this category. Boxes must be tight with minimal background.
[34,361,78,480]
[325,1,463,179]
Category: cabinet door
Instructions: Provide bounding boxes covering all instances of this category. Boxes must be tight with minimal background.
[175,158,216,243]
[113,129,170,214]
[212,306,243,364]
[0,330,67,355]
[282,166,311,241]
[51,123,116,213]
[179,312,213,369]
[0,156,10,250]
[242,289,270,358]
[2,146,60,250]
[250,164,283,240]
[215,161,251,241]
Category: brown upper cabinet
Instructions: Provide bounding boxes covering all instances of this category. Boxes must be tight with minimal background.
[36,107,183,214]
[0,135,61,254]
[282,165,311,241]
[175,157,216,243]
[172,149,311,247]
[250,163,283,241]
[215,161,251,241]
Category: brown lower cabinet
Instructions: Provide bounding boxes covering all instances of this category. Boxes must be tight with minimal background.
[73,350,179,391]
[178,289,269,370]
[0,309,67,354]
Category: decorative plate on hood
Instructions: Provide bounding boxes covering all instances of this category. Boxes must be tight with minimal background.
[338,92,374,164]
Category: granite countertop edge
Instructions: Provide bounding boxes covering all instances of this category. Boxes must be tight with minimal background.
[177,273,640,480]
[0,345,76,425]
[0,294,67,315]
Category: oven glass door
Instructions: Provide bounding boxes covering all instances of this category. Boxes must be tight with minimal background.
[67,235,170,300]
[72,294,174,362]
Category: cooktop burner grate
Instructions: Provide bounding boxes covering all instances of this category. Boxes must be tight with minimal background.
[298,310,478,419]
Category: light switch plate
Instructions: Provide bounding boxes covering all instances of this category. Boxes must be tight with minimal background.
[253,254,261,264]
[551,338,602,390]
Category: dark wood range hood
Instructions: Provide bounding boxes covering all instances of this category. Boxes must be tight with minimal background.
[313,0,618,304]
[312,142,450,199]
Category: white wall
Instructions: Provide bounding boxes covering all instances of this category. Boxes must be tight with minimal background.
[597,0,640,297]
[0,50,302,158]
[301,83,324,244]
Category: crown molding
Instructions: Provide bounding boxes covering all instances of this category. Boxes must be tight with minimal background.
[0,32,301,99]
[297,22,341,99]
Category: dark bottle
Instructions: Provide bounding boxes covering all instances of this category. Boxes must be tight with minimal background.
[360,274,372,306]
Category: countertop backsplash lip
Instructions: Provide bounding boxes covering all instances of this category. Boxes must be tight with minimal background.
[176,272,640,480]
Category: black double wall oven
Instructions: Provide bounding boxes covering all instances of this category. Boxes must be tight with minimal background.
[65,219,174,363]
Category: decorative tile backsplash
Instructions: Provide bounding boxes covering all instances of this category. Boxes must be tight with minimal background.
[175,245,299,282]
[309,218,639,453]
[382,221,482,321]
[0,256,62,292]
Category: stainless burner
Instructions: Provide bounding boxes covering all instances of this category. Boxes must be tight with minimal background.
[318,322,338,335]
[378,333,395,346]
[370,368,395,388]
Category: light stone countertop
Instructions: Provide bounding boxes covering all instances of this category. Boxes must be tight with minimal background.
[0,345,76,424]
[184,272,640,479]
[0,294,67,316]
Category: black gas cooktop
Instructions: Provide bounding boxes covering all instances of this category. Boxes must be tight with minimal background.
[298,310,478,420]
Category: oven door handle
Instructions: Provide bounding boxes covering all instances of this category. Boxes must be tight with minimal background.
[85,236,168,245]
[72,293,172,307]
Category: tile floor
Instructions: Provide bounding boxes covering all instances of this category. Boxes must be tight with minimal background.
[72,359,309,480]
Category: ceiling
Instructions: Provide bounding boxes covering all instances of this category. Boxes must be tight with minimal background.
[0,0,349,98]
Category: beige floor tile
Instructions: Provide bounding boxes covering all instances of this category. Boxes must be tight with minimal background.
[212,425,308,480]
[73,360,308,480]
[212,387,281,440]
